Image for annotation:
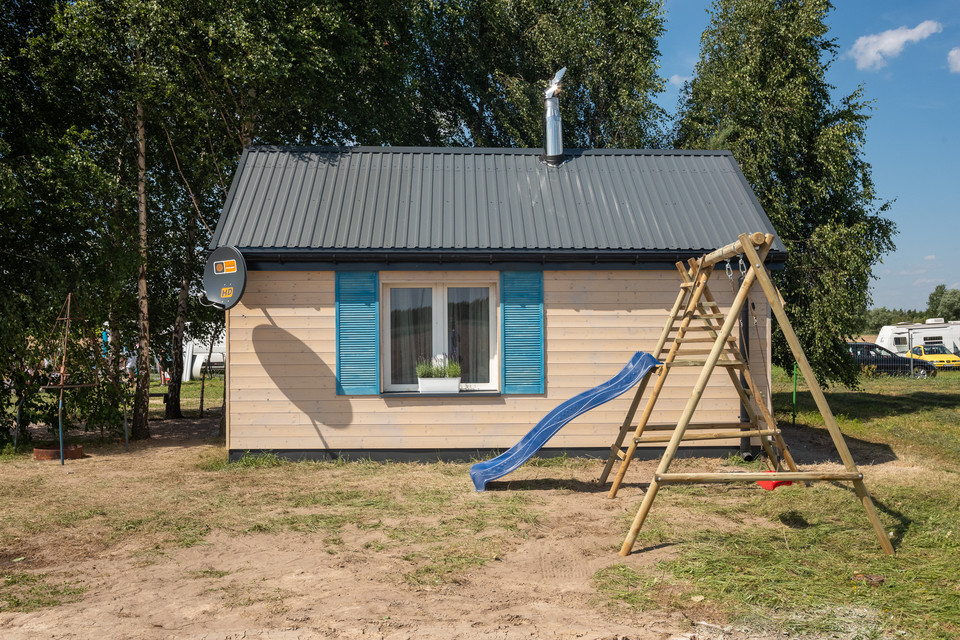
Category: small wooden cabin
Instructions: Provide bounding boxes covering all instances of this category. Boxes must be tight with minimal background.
[210,146,785,459]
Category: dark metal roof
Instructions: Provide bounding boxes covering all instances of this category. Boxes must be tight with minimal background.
[210,146,785,265]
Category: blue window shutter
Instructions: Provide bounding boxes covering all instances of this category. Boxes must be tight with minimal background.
[336,272,379,395]
[501,271,544,394]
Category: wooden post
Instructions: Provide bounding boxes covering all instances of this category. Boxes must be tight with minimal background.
[620,247,763,555]
[739,239,894,555]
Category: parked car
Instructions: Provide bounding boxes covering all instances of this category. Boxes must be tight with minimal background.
[905,344,960,370]
[846,342,937,378]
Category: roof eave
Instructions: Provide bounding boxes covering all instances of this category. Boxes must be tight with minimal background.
[235,247,789,267]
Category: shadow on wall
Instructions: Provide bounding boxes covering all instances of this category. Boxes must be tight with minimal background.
[251,321,353,444]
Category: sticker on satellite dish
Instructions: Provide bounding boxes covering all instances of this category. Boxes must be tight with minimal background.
[203,246,247,309]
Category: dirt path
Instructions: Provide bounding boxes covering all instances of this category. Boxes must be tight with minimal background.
[0,416,866,640]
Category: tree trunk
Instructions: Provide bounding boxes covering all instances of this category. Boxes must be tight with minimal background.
[132,99,151,440]
[165,208,196,419]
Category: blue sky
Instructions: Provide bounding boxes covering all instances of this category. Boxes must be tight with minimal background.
[657,0,960,312]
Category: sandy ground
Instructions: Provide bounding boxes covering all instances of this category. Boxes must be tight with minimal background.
[0,415,896,640]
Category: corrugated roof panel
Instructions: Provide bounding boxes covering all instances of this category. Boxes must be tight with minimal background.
[210,147,785,258]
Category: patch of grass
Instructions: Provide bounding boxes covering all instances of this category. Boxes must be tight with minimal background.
[288,488,401,511]
[109,513,211,548]
[773,367,960,465]
[0,443,29,461]
[593,565,663,611]
[656,478,960,639]
[246,513,347,536]
[0,572,84,612]
[195,447,228,471]
[720,452,765,469]
[403,537,503,585]
[230,451,285,468]
[188,568,231,579]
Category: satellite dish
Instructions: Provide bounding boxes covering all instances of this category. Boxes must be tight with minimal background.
[202,246,247,310]
[544,67,567,98]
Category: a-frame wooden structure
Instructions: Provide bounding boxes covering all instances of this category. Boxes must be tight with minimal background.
[599,232,894,557]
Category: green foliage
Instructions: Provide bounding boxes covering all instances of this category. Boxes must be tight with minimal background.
[415,356,462,378]
[675,0,896,387]
[926,284,947,318]
[408,0,667,148]
[861,307,924,333]
[934,289,960,321]
[4,0,669,430]
[70,379,126,441]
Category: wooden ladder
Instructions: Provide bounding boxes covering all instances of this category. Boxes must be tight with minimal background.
[598,232,894,557]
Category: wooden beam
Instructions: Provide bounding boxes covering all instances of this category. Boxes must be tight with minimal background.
[636,429,778,444]
[657,471,863,483]
[700,232,767,268]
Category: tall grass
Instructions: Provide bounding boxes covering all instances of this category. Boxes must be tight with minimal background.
[595,366,960,639]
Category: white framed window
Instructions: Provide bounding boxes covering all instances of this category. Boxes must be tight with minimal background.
[381,274,499,392]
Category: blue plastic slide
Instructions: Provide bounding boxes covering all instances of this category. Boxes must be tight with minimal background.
[470,351,661,491]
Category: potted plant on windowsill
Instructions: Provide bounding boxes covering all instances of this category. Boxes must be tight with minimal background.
[416,355,462,394]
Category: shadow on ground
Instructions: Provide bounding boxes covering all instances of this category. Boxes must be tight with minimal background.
[778,419,897,465]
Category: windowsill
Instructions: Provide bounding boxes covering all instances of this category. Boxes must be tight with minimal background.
[381,391,502,398]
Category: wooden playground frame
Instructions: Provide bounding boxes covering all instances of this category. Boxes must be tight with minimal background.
[599,232,895,557]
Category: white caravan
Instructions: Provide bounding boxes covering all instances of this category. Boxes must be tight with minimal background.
[875,318,960,356]
[181,331,226,381]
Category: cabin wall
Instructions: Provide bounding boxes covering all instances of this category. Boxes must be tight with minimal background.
[226,268,771,452]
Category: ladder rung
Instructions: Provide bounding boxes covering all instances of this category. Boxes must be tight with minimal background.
[636,429,779,444]
[671,325,723,333]
[666,359,745,367]
[680,282,696,288]
[672,348,741,357]
[642,422,756,431]
[674,336,737,344]
[691,313,726,319]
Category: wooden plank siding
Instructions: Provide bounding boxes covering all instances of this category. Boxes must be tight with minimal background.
[226,269,772,452]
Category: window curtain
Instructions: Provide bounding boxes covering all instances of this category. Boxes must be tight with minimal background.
[448,287,490,384]
[390,288,432,384]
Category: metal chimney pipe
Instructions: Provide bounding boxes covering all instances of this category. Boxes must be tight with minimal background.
[542,96,563,166]
[541,67,566,167]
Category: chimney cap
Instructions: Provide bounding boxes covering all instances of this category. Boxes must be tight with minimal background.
[544,67,566,98]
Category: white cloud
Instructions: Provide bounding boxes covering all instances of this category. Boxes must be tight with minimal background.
[848,20,942,70]
[924,254,936,260]
[669,74,691,87]
[949,47,960,73]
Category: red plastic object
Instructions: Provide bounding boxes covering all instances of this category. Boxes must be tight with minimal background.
[757,469,793,491]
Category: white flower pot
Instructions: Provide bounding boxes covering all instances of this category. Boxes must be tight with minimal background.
[417,377,461,394]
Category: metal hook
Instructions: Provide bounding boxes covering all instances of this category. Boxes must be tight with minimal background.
[725,259,733,280]
[738,256,747,276]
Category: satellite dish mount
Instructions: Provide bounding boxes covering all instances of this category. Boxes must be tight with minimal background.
[202,247,247,310]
